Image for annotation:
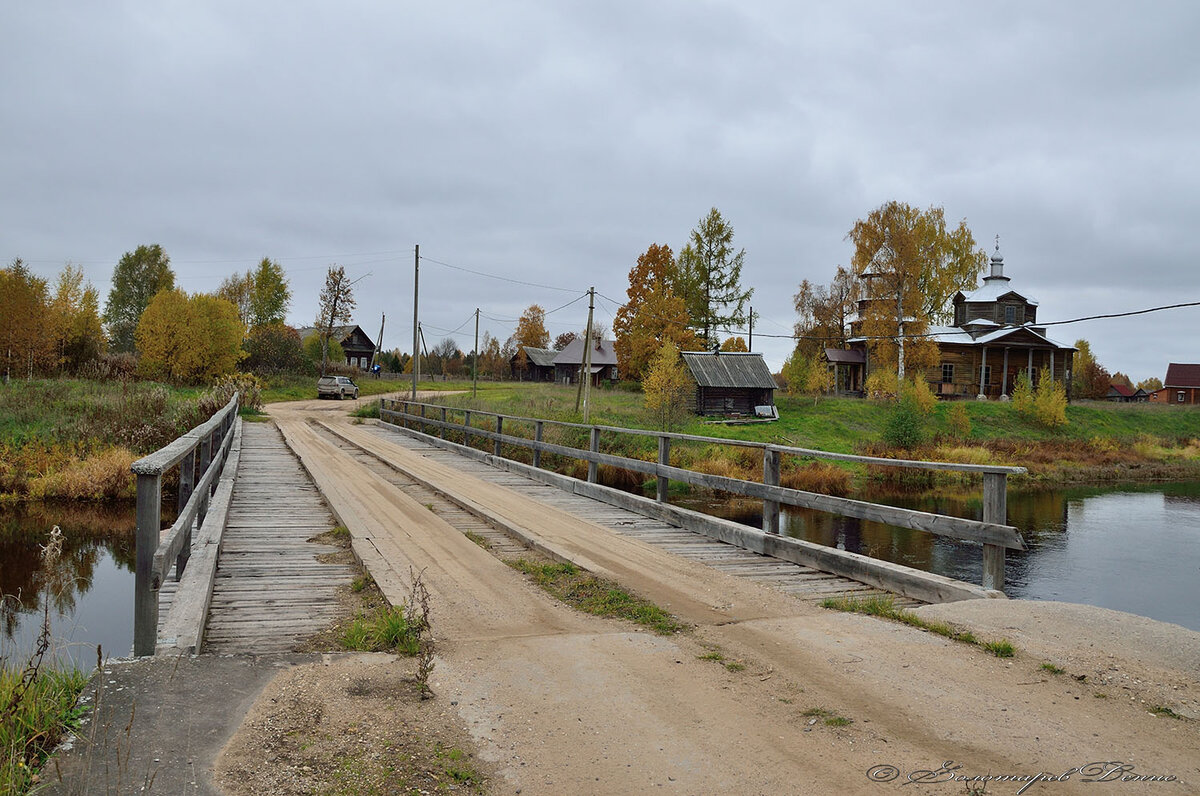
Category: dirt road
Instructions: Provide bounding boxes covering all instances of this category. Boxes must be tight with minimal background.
[223,399,1199,794]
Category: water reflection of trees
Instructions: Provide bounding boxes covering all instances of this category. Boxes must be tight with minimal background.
[0,502,135,640]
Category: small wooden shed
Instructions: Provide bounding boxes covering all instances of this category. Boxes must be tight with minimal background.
[510,346,557,381]
[681,351,777,417]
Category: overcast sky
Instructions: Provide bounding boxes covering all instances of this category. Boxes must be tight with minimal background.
[4,2,1198,380]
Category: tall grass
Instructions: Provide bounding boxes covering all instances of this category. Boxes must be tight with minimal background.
[1,526,93,794]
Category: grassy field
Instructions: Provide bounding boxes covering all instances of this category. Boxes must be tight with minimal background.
[412,383,1200,488]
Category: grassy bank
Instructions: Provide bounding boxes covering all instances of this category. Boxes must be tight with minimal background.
[0,379,216,500]
[421,383,1200,490]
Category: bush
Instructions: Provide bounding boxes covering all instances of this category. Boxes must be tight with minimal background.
[1011,371,1035,416]
[880,380,935,450]
[864,368,898,401]
[1033,368,1068,428]
[946,402,971,440]
[200,372,264,415]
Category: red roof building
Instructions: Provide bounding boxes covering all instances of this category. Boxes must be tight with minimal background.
[1161,363,1200,405]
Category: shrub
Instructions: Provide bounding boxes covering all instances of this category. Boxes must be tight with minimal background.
[1011,370,1035,416]
[1033,368,1068,428]
[200,372,264,415]
[946,402,971,440]
[864,368,898,401]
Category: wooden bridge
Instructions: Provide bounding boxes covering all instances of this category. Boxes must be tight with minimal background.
[132,395,1027,657]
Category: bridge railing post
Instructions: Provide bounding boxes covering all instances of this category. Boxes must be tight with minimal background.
[464,410,472,447]
[494,416,503,457]
[763,447,781,535]
[134,471,162,657]
[657,435,670,503]
[533,421,543,469]
[982,472,1007,591]
[588,427,600,484]
[440,407,447,439]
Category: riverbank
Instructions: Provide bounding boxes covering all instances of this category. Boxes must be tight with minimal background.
[428,384,1200,490]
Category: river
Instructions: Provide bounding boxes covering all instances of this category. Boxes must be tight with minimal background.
[680,480,1200,632]
[3,482,1198,660]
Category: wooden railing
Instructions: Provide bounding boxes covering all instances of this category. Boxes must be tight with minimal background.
[380,398,1027,594]
[131,394,239,656]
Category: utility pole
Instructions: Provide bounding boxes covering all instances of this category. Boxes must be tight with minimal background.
[748,305,754,352]
[472,308,479,398]
[582,287,595,423]
[372,313,386,373]
[412,245,419,399]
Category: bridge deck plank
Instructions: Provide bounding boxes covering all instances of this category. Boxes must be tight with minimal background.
[365,425,926,608]
[197,421,353,654]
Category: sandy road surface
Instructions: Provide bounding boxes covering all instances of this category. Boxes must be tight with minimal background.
[230,398,1199,794]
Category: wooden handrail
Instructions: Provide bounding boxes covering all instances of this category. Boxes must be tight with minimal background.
[381,397,1025,591]
[132,394,239,656]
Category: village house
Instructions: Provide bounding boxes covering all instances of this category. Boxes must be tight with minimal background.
[1148,363,1200,405]
[841,243,1075,399]
[510,346,557,381]
[298,325,376,370]
[1107,383,1148,403]
[681,351,777,418]
[552,337,619,386]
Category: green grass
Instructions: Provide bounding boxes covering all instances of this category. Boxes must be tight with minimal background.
[1040,662,1065,675]
[506,558,685,634]
[821,594,1016,657]
[1,664,89,794]
[340,606,422,655]
[800,707,852,727]
[1149,705,1181,719]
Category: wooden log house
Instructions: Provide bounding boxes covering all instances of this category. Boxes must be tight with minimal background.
[681,351,777,417]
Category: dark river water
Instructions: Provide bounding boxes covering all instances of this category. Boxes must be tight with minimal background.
[3,481,1199,661]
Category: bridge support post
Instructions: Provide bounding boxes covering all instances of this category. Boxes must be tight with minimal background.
[763,448,781,534]
[464,410,472,448]
[982,472,1007,591]
[533,421,543,469]
[588,427,600,483]
[134,472,162,657]
[494,416,503,457]
[440,407,447,439]
[657,436,670,503]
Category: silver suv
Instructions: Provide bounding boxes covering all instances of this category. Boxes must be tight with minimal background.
[317,375,359,400]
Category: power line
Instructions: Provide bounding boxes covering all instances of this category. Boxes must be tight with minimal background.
[419,254,579,293]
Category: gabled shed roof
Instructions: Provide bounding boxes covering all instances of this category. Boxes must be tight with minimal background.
[519,346,558,367]
[681,352,776,389]
[552,338,618,367]
[1164,363,1200,388]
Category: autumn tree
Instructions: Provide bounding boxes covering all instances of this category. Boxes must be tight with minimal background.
[643,341,693,430]
[48,264,106,372]
[0,259,51,379]
[104,244,175,353]
[793,266,859,358]
[553,331,579,351]
[848,202,986,378]
[1070,339,1110,400]
[216,271,254,330]
[1110,372,1134,391]
[243,322,306,375]
[249,258,291,328]
[135,290,244,383]
[314,265,356,374]
[780,348,828,402]
[1138,376,1163,392]
[719,336,748,352]
[509,304,550,371]
[675,209,753,346]
[613,243,700,382]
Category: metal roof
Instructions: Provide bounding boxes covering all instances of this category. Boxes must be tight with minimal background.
[520,347,558,367]
[552,338,618,367]
[1165,363,1200,388]
[681,352,777,389]
[824,348,865,364]
[924,323,1074,350]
